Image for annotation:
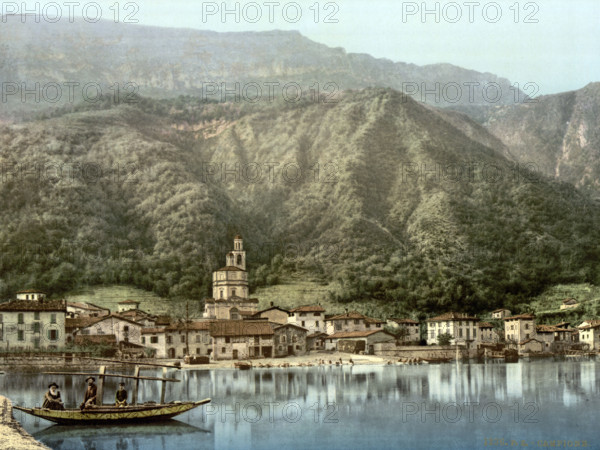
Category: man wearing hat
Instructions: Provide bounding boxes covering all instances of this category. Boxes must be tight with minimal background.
[80,376,97,410]
[115,382,128,407]
[43,382,65,410]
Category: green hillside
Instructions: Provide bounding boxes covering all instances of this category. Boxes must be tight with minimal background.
[1,89,599,318]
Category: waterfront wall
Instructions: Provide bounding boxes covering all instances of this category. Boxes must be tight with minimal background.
[0,395,49,449]
[373,343,477,359]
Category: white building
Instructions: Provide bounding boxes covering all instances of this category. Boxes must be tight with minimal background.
[204,236,259,319]
[578,320,600,350]
[288,305,326,334]
[117,300,140,313]
[426,312,480,346]
[0,296,66,350]
[16,290,46,301]
[491,309,512,320]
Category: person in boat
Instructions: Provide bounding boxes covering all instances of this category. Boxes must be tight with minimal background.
[80,376,97,410]
[42,382,65,410]
[115,382,128,407]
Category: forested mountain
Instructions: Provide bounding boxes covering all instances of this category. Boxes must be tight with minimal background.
[1,89,599,315]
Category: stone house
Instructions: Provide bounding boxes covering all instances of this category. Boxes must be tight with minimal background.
[66,302,110,318]
[273,323,308,357]
[209,320,274,360]
[76,314,143,346]
[387,318,420,343]
[324,330,395,354]
[325,311,385,335]
[503,314,536,344]
[252,304,290,324]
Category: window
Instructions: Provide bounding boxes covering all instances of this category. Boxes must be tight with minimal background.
[50,314,56,324]
[525,333,530,339]
[221,347,226,353]
[0,324,2,341]
[196,348,201,354]
[166,336,172,344]
[33,322,40,333]
[225,337,230,343]
[18,330,24,341]
[181,335,185,343]
[196,335,201,343]
[315,321,319,328]
[366,323,370,328]
[220,290,224,298]
[151,336,158,344]
[48,329,58,341]
[18,313,24,324]
[354,319,359,325]
[281,335,286,343]
[34,338,40,349]
[335,323,341,331]
[473,329,476,338]
[300,312,306,317]
[124,326,129,332]
[525,324,529,330]
[34,312,40,320]
[142,337,146,344]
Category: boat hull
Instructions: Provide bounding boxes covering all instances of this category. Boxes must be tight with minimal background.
[14,399,211,425]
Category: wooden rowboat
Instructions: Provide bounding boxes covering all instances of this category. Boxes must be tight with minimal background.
[14,399,211,425]
[14,359,210,426]
[234,361,252,370]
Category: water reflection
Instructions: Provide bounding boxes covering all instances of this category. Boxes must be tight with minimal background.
[3,359,599,449]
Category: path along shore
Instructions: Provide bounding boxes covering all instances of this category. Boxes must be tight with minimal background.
[0,395,49,450]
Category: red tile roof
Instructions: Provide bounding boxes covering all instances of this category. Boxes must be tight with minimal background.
[210,320,274,337]
[165,321,212,332]
[327,330,393,339]
[118,300,140,304]
[67,302,110,312]
[205,298,259,304]
[142,327,167,334]
[478,322,494,328]
[66,317,103,330]
[216,266,245,272]
[273,323,309,332]
[389,318,419,325]
[74,334,117,346]
[16,289,46,294]
[0,299,66,312]
[427,312,479,322]
[503,314,535,320]
[325,311,386,324]
[289,305,325,313]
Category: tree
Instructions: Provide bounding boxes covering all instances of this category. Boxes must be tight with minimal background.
[437,333,453,346]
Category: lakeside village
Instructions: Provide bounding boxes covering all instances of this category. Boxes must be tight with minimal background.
[0,236,598,367]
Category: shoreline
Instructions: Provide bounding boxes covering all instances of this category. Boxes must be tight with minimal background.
[0,395,49,450]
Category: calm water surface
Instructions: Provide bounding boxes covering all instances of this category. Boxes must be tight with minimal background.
[2,360,599,449]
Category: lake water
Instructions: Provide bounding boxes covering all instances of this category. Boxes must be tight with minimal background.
[2,360,599,449]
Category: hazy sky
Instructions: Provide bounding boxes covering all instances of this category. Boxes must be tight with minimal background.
[91,0,599,95]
